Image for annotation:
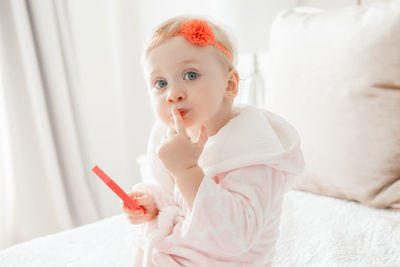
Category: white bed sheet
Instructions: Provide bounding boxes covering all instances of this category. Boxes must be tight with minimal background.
[1,190,399,267]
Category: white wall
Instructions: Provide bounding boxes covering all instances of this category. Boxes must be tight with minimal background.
[298,0,385,8]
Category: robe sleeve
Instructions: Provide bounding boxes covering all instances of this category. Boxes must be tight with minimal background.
[180,164,288,256]
[130,180,175,240]
[131,182,174,211]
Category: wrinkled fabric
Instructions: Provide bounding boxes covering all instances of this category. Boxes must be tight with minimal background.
[131,104,305,266]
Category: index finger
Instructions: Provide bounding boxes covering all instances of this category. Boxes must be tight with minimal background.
[171,109,187,136]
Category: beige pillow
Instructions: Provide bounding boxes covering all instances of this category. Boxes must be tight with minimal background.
[265,1,400,209]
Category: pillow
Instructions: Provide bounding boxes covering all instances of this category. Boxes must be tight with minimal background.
[265,1,400,209]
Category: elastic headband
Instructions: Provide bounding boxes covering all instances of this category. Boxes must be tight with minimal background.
[173,19,233,62]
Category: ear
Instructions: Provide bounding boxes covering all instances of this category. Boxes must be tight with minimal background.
[224,68,239,100]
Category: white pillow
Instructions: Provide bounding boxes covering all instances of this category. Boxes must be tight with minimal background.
[265,1,400,209]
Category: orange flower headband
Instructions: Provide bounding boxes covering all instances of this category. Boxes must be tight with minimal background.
[173,19,233,62]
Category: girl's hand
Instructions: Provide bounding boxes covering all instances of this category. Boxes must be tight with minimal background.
[121,191,159,224]
[157,108,208,178]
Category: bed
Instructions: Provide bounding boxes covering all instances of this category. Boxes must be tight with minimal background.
[1,189,399,266]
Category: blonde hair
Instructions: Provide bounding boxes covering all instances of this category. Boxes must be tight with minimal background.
[140,15,238,72]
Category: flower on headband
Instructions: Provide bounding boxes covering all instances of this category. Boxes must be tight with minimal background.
[178,19,215,46]
[174,18,233,62]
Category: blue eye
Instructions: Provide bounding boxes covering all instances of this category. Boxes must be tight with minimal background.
[184,72,198,80]
[155,80,167,89]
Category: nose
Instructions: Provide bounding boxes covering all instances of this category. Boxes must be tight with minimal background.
[166,87,186,103]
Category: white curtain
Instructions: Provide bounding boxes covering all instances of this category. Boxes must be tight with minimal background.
[0,0,102,250]
[0,0,157,250]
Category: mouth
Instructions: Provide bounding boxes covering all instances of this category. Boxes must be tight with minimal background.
[169,108,190,122]
[178,109,189,117]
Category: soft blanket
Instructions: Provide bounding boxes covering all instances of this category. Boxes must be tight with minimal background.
[1,190,399,266]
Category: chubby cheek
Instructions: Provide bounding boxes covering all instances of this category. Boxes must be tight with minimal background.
[196,90,222,115]
[156,106,171,126]
[153,101,175,127]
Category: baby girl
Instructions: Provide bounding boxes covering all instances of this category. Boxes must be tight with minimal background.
[121,15,305,267]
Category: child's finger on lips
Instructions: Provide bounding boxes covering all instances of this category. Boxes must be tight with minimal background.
[172,108,186,135]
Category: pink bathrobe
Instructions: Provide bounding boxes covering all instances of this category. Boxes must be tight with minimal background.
[131,104,305,267]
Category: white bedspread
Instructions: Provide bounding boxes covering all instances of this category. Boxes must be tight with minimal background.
[1,190,399,267]
[274,190,400,266]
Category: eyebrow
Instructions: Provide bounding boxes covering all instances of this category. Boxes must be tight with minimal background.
[150,59,199,76]
[179,59,199,65]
